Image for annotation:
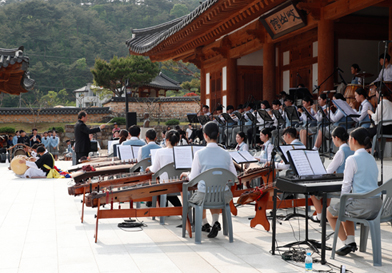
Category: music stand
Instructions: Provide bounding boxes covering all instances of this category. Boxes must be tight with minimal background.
[255,110,274,147]
[272,110,286,147]
[197,115,209,126]
[221,113,236,147]
[332,99,360,129]
[213,116,225,126]
[301,107,316,149]
[246,112,257,147]
[233,112,246,132]
[289,87,312,105]
[284,106,300,127]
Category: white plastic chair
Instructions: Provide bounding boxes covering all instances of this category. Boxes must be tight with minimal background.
[181,168,237,244]
[331,179,392,266]
[371,119,392,159]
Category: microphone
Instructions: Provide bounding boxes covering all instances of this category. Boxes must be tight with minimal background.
[296,73,302,79]
[336,67,344,73]
[218,103,225,108]
[383,40,392,43]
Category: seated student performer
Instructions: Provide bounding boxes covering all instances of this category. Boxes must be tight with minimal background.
[19,146,54,178]
[327,127,382,256]
[256,128,274,165]
[137,129,161,162]
[275,127,304,170]
[235,131,248,151]
[247,100,273,146]
[298,96,317,144]
[180,122,237,238]
[118,129,129,144]
[367,85,392,138]
[374,53,392,83]
[350,64,362,85]
[145,130,182,207]
[349,87,373,129]
[122,125,146,146]
[310,127,354,223]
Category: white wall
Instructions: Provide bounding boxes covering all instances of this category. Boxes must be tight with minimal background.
[237,48,263,66]
[338,39,381,84]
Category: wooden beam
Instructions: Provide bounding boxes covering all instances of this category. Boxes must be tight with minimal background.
[323,0,385,21]
[297,2,321,21]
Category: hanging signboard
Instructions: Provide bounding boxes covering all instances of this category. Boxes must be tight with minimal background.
[260,0,306,39]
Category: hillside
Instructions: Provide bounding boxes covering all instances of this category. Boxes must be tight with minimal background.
[0,0,200,107]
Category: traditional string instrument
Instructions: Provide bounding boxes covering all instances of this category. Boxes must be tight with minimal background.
[68,159,130,172]
[84,179,191,242]
[69,171,152,223]
[71,163,135,183]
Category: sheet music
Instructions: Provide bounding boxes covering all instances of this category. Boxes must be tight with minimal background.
[305,150,327,175]
[192,145,204,155]
[288,150,313,176]
[333,99,359,119]
[131,146,141,159]
[229,151,247,164]
[150,148,158,163]
[173,146,193,169]
[118,145,133,160]
[108,140,119,154]
[238,150,257,162]
[279,144,306,163]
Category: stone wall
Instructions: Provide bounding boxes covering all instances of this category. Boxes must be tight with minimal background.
[104,96,201,121]
[0,107,112,124]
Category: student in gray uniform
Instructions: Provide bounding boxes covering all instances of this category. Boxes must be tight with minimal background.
[180,122,237,238]
[327,127,382,256]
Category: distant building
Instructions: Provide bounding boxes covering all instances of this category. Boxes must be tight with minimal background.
[132,72,181,98]
[74,83,111,108]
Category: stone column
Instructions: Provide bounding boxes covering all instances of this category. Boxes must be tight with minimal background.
[263,42,275,103]
[318,19,334,92]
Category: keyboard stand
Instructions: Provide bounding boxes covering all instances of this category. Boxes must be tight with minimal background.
[272,189,331,264]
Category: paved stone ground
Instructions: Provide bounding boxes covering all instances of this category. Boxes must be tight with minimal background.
[1,158,392,273]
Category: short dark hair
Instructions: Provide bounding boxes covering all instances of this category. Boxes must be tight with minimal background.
[237,131,246,140]
[66,140,71,143]
[202,105,209,109]
[284,95,294,103]
[355,87,368,98]
[37,147,45,153]
[333,93,345,101]
[128,125,141,137]
[261,128,272,138]
[227,105,234,111]
[216,106,223,111]
[379,53,391,62]
[31,144,39,149]
[19,130,25,133]
[319,93,327,100]
[272,99,282,106]
[145,129,156,140]
[237,104,243,109]
[32,128,37,132]
[351,63,361,72]
[282,127,297,139]
[261,100,271,109]
[203,121,219,140]
[78,111,87,120]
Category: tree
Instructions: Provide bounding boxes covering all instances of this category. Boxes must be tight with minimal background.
[91,55,160,97]
[181,78,200,94]
[170,3,188,18]
[161,60,200,80]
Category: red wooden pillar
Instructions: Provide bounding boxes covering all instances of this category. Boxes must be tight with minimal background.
[263,42,275,103]
[200,67,206,106]
[226,58,237,107]
[318,19,334,92]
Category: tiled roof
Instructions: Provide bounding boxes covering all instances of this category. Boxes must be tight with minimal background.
[143,72,181,90]
[0,46,35,93]
[125,0,218,54]
[0,107,111,115]
[104,96,200,104]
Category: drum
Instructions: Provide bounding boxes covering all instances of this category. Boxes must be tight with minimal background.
[12,146,26,159]
[344,84,361,110]
[10,155,29,175]
[368,81,392,109]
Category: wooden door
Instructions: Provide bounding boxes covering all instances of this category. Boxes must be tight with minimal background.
[237,66,263,106]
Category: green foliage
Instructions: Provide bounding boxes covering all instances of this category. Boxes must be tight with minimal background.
[91,55,160,97]
[111,117,126,125]
[170,4,188,18]
[0,127,16,134]
[48,126,64,133]
[165,119,180,126]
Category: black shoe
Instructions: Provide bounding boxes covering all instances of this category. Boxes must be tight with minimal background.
[146,201,152,207]
[207,221,221,238]
[202,223,211,232]
[311,215,320,223]
[336,242,358,256]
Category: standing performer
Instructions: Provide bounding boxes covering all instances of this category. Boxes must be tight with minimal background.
[374,53,392,82]
[74,111,105,163]
[180,122,236,238]
[327,128,382,256]
[49,130,59,160]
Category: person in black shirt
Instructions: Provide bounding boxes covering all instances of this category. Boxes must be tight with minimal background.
[19,147,54,178]
[18,130,30,146]
[74,111,105,164]
[30,128,41,146]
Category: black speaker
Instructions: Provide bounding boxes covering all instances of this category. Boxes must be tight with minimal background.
[126,112,137,129]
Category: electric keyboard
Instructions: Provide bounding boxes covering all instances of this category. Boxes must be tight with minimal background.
[276,173,343,194]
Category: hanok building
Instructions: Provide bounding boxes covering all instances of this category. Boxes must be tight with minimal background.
[135,72,181,97]
[0,46,35,95]
[126,0,391,110]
